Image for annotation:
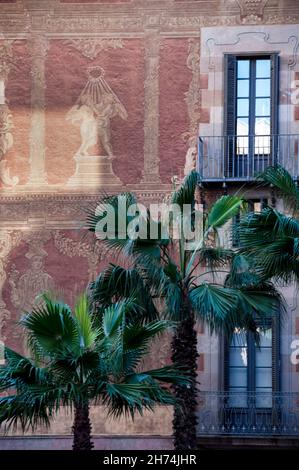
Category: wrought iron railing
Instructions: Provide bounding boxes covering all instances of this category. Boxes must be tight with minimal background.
[197,134,299,182]
[197,391,299,436]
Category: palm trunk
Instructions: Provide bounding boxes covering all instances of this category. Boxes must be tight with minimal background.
[171,305,198,450]
[72,402,94,451]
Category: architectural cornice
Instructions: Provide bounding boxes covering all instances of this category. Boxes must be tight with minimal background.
[0,1,298,36]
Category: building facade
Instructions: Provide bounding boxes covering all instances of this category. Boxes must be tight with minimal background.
[0,0,299,449]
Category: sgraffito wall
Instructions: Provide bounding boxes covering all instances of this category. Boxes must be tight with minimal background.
[0,0,299,444]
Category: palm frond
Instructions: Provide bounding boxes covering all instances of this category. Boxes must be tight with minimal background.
[189,283,239,333]
[74,294,98,349]
[196,247,233,270]
[126,366,190,386]
[91,264,159,322]
[258,165,299,212]
[123,320,171,352]
[103,382,175,418]
[0,395,53,431]
[171,170,199,209]
[206,195,246,231]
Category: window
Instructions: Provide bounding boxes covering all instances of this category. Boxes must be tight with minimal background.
[224,317,280,408]
[224,54,279,178]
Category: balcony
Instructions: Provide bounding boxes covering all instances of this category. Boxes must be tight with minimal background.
[197,134,299,183]
[197,391,299,437]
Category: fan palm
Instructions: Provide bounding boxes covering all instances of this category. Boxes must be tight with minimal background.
[238,165,299,282]
[0,294,189,450]
[86,170,282,449]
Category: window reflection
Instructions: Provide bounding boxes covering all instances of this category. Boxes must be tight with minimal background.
[255,98,270,116]
[237,80,249,97]
[235,58,272,157]
[256,59,271,78]
[228,326,273,409]
[237,60,250,78]
[256,78,270,97]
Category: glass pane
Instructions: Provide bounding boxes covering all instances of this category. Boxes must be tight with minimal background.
[230,332,247,347]
[229,347,248,367]
[237,79,249,97]
[256,367,272,387]
[256,59,271,78]
[260,329,272,347]
[237,136,249,155]
[229,367,247,387]
[256,348,272,367]
[228,389,248,408]
[256,78,270,97]
[254,135,270,154]
[255,98,270,116]
[237,98,249,116]
[256,389,272,408]
[255,117,270,135]
[237,60,250,79]
[237,117,249,136]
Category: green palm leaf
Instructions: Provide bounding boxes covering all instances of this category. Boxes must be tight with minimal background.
[74,294,98,349]
[258,165,299,212]
[20,295,79,357]
[189,283,238,329]
[207,195,245,231]
[172,170,198,208]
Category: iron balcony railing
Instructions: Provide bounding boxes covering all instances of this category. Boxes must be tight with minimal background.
[197,134,299,182]
[197,391,299,436]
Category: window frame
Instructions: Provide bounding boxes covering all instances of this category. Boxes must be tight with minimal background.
[224,315,281,401]
[224,52,279,178]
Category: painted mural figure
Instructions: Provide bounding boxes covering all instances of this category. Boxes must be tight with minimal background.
[184,145,197,176]
[9,247,55,312]
[66,66,127,157]
[66,104,98,157]
[0,103,18,187]
[0,104,13,158]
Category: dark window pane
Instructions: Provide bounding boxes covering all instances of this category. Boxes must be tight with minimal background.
[259,328,272,347]
[237,117,249,135]
[237,60,250,78]
[229,367,247,387]
[255,98,270,116]
[230,332,247,347]
[256,348,272,367]
[228,390,248,408]
[237,79,249,97]
[229,347,248,367]
[237,98,249,116]
[256,391,272,408]
[256,78,270,97]
[256,367,272,388]
[256,59,271,78]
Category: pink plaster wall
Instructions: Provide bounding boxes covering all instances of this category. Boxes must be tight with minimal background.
[2,231,90,354]
[2,40,31,187]
[159,39,191,183]
[45,39,144,185]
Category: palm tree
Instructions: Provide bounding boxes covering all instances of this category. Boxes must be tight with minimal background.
[238,165,299,282]
[0,294,189,450]
[86,170,282,449]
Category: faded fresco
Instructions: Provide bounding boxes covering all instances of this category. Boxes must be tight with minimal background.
[0,0,299,445]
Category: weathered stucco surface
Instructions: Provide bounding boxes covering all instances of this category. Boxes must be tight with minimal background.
[0,0,299,446]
